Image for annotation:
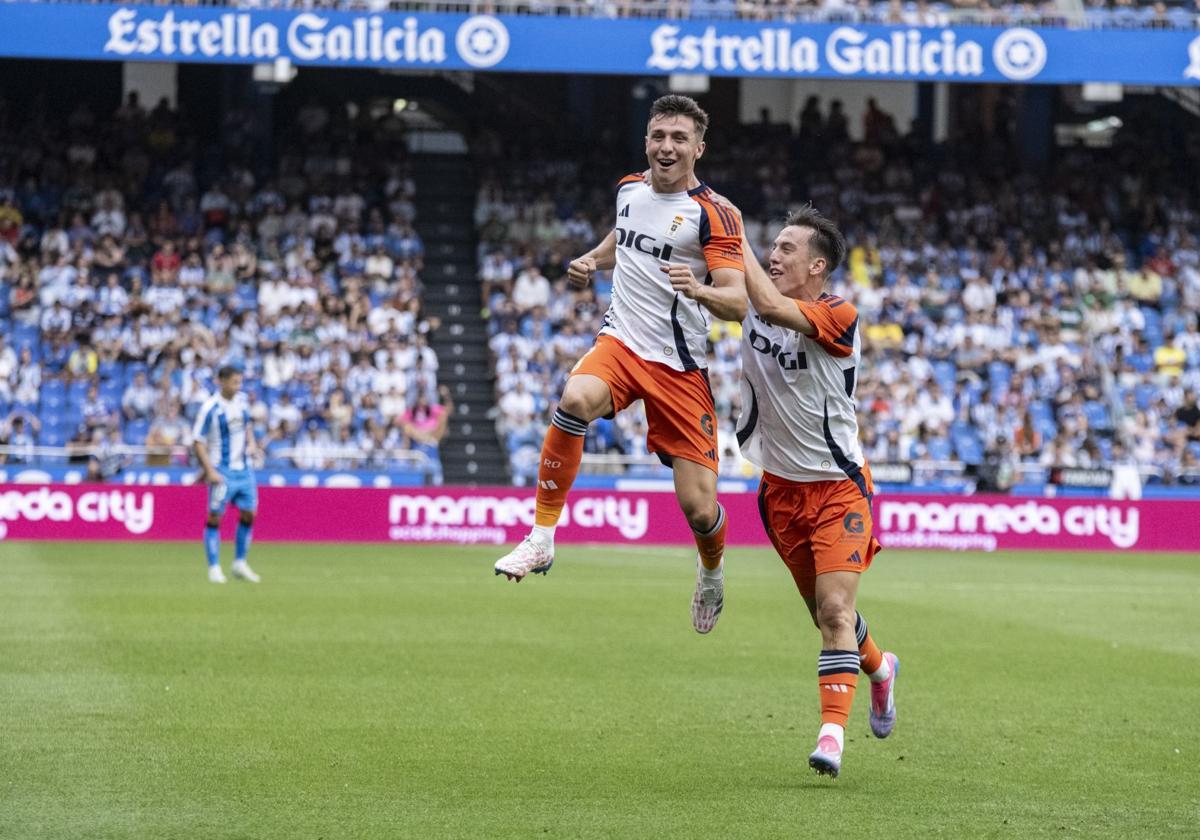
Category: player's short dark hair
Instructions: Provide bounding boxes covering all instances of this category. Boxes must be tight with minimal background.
[648,95,709,140]
[784,204,846,278]
[217,365,242,381]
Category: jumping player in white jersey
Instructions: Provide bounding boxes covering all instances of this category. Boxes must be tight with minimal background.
[494,95,747,635]
[736,206,899,777]
[193,365,262,584]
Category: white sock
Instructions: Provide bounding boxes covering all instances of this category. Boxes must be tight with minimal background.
[700,556,723,581]
[530,525,555,548]
[818,722,845,752]
[867,657,891,683]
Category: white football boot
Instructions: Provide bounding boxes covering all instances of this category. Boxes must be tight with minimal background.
[208,565,227,584]
[494,537,554,582]
[691,557,724,634]
[230,561,261,583]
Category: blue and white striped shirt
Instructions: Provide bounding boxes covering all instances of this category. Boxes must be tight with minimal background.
[193,393,253,473]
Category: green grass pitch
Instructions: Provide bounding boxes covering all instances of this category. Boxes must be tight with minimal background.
[2,541,1198,839]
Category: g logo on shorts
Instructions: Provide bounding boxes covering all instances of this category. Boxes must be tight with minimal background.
[843,512,865,534]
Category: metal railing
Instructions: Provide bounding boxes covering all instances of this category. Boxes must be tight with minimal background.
[0,443,430,469]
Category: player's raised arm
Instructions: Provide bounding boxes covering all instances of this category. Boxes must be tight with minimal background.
[741,234,816,336]
[567,230,617,288]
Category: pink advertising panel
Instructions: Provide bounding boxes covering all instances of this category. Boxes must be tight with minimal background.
[0,484,1197,553]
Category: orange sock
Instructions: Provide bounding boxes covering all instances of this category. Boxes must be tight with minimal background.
[855,611,884,677]
[818,650,860,727]
[534,409,587,528]
[692,503,727,570]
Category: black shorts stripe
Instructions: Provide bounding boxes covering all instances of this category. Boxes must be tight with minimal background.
[756,480,771,538]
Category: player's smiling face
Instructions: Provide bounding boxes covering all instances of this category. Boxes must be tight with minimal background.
[645,114,704,189]
[769,226,826,299]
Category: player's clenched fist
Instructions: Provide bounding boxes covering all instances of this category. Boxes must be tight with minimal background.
[662,263,702,299]
[567,255,597,288]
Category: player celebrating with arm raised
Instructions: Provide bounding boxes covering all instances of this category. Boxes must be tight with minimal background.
[494,95,747,635]
[736,206,898,777]
[193,365,262,584]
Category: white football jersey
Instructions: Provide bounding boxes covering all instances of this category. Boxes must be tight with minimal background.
[736,293,870,489]
[193,392,254,472]
[598,175,744,372]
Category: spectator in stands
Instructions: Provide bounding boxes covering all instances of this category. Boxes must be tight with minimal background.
[121,371,158,421]
[0,413,39,464]
[87,427,131,483]
[400,386,453,486]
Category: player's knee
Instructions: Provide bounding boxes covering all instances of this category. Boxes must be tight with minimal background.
[681,497,717,531]
[239,511,255,526]
[206,514,221,528]
[556,390,596,422]
[815,597,855,636]
[558,379,607,422]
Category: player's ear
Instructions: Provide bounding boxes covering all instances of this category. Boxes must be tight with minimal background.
[694,140,706,160]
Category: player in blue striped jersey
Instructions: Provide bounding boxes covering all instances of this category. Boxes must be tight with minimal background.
[192,366,262,584]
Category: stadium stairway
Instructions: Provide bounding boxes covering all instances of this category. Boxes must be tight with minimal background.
[413,153,511,486]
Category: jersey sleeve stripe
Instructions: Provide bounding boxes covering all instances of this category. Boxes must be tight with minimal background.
[617,173,644,187]
[833,316,860,348]
[195,402,215,437]
[716,203,740,236]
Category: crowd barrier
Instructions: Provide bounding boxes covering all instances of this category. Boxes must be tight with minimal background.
[1,483,1197,553]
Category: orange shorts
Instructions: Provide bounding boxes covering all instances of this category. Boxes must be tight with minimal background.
[757,468,881,599]
[571,334,718,473]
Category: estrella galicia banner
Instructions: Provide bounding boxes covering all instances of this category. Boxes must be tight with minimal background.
[1,3,1200,85]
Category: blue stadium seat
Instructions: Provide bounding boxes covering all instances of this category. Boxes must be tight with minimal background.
[987,361,1012,387]
[953,432,984,466]
[1134,383,1158,410]
[1028,400,1053,424]
[1083,401,1111,431]
[97,359,121,381]
[123,420,150,445]
[13,323,38,344]
[67,380,90,404]
[927,437,954,461]
[932,360,957,393]
[40,427,69,447]
[100,381,124,404]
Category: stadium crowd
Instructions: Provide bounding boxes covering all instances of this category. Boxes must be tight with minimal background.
[0,93,449,482]
[477,95,1200,492]
[23,0,1200,30]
